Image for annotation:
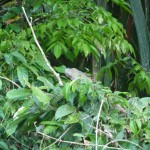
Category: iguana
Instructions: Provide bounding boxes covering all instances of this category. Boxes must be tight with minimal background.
[65,68,92,82]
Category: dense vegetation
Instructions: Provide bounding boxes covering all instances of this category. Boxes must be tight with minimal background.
[0,0,150,149]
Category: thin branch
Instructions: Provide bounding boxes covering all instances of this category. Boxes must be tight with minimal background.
[102,139,143,150]
[22,7,63,86]
[89,125,125,150]
[0,75,21,88]
[36,131,125,150]
[95,98,104,150]
[43,126,72,150]
[0,124,31,150]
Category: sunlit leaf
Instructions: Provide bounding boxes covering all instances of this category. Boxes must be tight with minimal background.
[31,86,51,105]
[0,80,2,90]
[17,66,28,87]
[43,126,58,134]
[54,44,62,58]
[55,104,75,120]
[6,88,31,100]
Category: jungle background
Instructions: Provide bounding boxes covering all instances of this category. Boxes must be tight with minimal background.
[0,0,150,149]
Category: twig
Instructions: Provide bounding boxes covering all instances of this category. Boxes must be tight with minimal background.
[36,131,126,150]
[103,139,143,150]
[88,125,125,150]
[0,124,31,149]
[39,135,45,150]
[22,7,63,86]
[43,126,72,150]
[0,75,21,88]
[95,98,104,150]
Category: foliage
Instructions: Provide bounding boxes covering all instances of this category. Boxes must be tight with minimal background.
[97,57,150,95]
[0,78,150,149]
[0,0,150,149]
[129,0,150,70]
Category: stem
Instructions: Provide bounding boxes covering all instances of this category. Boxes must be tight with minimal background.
[95,98,104,150]
[22,7,63,86]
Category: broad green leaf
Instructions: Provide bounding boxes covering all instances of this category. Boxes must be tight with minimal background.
[35,54,49,71]
[139,97,150,108]
[63,83,70,101]
[115,130,124,139]
[73,133,85,138]
[83,43,91,57]
[33,0,43,12]
[2,12,16,22]
[0,141,8,150]
[136,119,142,130]
[55,65,66,73]
[12,51,27,63]
[55,104,75,120]
[41,121,61,126]
[57,19,67,28]
[0,80,2,90]
[43,126,58,134]
[31,86,51,105]
[54,44,62,59]
[19,41,30,50]
[130,120,138,135]
[0,110,4,119]
[6,125,18,137]
[6,88,31,100]
[66,114,79,124]
[37,76,54,90]
[4,54,13,64]
[17,66,28,87]
[24,64,39,76]
[79,90,87,106]
[9,23,20,33]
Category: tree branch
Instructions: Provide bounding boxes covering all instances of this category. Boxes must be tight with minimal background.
[95,98,104,150]
[0,75,21,88]
[22,7,63,86]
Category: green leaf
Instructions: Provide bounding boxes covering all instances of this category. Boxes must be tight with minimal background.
[63,83,71,101]
[24,64,39,76]
[57,19,67,28]
[4,54,13,64]
[66,114,79,124]
[55,104,75,120]
[31,86,51,105]
[54,44,62,58]
[79,90,87,106]
[0,141,8,150]
[139,97,150,108]
[136,119,142,130]
[35,54,49,71]
[17,66,28,87]
[55,65,66,73]
[130,120,138,135]
[41,121,61,126]
[6,125,18,137]
[6,88,31,100]
[0,80,2,90]
[12,51,27,63]
[33,0,43,12]
[83,43,91,57]
[9,23,20,33]
[73,133,85,138]
[37,76,54,90]
[43,126,58,134]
